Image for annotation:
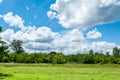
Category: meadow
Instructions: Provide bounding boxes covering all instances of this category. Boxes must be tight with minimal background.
[0,63,120,80]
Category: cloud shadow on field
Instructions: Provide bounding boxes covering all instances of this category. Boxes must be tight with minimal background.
[0,73,13,79]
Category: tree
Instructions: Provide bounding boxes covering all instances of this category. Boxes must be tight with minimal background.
[52,53,66,64]
[0,26,6,45]
[10,39,24,54]
[89,50,94,55]
[0,26,2,32]
[0,26,9,62]
[113,47,120,57]
[106,52,110,57]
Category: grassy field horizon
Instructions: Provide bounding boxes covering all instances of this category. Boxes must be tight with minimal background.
[0,63,120,80]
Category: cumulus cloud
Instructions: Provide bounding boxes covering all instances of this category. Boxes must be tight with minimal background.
[1,12,119,54]
[1,12,25,29]
[0,29,14,43]
[51,29,86,53]
[86,28,102,39]
[1,26,119,54]
[1,26,58,52]
[0,12,57,52]
[91,41,118,54]
[48,0,120,29]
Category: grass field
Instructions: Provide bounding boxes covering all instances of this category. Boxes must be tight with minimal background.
[0,63,120,80]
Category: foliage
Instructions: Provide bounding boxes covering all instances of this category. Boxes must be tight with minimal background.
[10,39,24,54]
[113,47,120,57]
[0,26,9,62]
[1,49,120,64]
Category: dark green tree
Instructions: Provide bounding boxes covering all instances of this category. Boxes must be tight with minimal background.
[0,26,9,62]
[113,47,120,57]
[106,52,110,57]
[0,26,5,44]
[0,26,2,32]
[89,50,94,55]
[10,39,24,54]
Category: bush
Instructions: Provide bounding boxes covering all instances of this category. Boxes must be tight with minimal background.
[2,57,9,62]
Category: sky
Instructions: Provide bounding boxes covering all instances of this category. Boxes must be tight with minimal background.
[0,0,120,54]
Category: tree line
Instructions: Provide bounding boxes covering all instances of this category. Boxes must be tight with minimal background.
[1,49,120,64]
[0,26,120,64]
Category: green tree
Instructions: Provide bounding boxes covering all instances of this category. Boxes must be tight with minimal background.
[89,50,94,55]
[0,26,9,62]
[52,53,66,64]
[10,39,24,54]
[113,47,120,57]
[0,26,6,45]
[106,52,110,57]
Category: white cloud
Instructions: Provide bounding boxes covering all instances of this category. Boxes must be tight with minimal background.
[0,14,2,18]
[0,0,2,3]
[2,26,57,43]
[1,27,119,54]
[24,42,51,51]
[1,12,119,54]
[86,28,102,39]
[47,11,58,19]
[1,29,14,43]
[2,12,25,29]
[60,29,85,42]
[91,41,118,54]
[1,26,58,53]
[48,0,120,29]
[51,29,86,53]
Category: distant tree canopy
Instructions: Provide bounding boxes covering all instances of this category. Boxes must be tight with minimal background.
[10,39,24,54]
[0,46,120,64]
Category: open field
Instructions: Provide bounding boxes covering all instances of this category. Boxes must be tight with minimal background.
[0,63,120,80]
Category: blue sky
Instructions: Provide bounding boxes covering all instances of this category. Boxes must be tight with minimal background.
[0,0,64,32]
[0,0,120,54]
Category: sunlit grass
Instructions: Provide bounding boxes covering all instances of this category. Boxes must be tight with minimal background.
[0,63,120,80]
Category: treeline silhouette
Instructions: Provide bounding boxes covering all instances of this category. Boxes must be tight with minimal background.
[1,47,120,64]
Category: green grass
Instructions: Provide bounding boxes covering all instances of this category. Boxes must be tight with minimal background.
[0,63,120,80]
